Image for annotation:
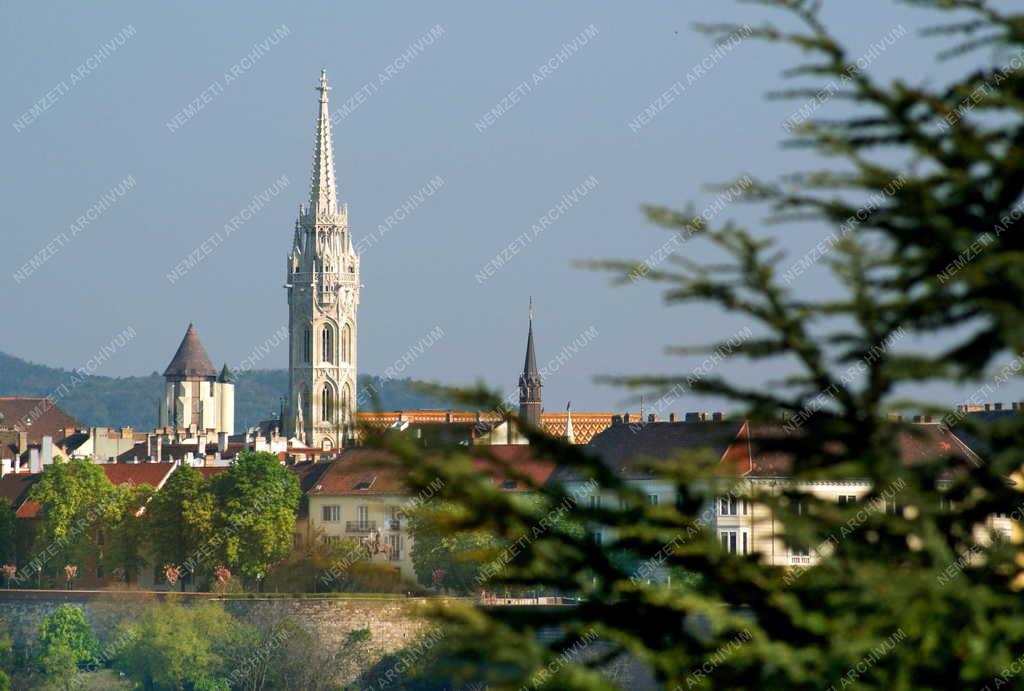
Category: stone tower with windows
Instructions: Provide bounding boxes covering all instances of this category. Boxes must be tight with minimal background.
[286,69,360,449]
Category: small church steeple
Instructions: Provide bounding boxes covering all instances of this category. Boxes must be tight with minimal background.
[518,299,542,427]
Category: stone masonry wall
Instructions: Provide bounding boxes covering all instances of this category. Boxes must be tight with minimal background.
[0,590,436,666]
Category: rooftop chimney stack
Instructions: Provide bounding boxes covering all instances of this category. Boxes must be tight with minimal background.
[218,432,228,453]
[156,436,163,462]
[41,436,53,466]
[1,458,11,477]
[29,448,41,474]
[668,413,677,422]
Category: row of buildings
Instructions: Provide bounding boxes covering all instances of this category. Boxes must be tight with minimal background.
[1,70,1015,589]
[0,394,1008,585]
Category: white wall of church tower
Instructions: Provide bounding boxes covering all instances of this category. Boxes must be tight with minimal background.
[286,70,360,450]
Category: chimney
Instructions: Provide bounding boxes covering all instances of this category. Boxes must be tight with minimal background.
[685,412,703,423]
[29,448,41,474]
[623,413,631,424]
[16,431,27,455]
[41,436,53,466]
[648,414,657,423]
[156,436,163,462]
[218,432,228,453]
[711,412,725,422]
[984,403,992,411]
[145,434,153,460]
[1,458,11,477]
[611,415,622,426]
[995,402,1004,411]
[668,413,677,423]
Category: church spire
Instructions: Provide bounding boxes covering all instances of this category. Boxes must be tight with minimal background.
[309,68,338,218]
[518,299,542,427]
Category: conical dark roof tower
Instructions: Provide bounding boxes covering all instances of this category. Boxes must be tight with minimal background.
[518,300,542,427]
[163,324,218,380]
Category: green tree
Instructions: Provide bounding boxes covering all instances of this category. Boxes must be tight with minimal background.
[212,452,300,587]
[27,459,118,577]
[37,605,98,672]
[145,465,215,588]
[386,2,1024,688]
[0,500,15,568]
[115,602,236,690]
[103,483,156,583]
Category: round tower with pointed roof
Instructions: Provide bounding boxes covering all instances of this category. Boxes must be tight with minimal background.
[158,324,234,434]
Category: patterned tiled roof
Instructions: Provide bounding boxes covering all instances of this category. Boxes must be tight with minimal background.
[356,411,631,445]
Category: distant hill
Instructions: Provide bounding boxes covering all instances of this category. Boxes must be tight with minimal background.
[0,351,452,431]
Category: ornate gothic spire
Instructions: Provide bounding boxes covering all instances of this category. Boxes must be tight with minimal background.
[309,68,338,218]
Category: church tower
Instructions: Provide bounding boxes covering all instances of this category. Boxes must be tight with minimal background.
[286,69,360,449]
[518,300,542,427]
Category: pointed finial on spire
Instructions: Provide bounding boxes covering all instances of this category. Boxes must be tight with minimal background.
[317,68,331,101]
[529,296,533,323]
[308,68,338,217]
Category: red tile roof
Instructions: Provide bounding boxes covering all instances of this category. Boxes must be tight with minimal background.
[307,446,557,496]
[0,472,42,518]
[100,463,175,489]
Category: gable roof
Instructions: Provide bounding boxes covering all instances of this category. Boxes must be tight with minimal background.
[0,397,79,446]
[586,419,981,479]
[0,472,43,518]
[586,420,745,479]
[163,324,217,379]
[101,463,175,489]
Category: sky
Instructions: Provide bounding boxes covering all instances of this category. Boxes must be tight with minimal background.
[2,0,1019,416]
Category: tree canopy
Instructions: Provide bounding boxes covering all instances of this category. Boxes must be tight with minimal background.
[386,1,1024,688]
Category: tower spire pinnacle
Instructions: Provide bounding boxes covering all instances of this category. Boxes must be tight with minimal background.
[309,68,338,218]
[519,300,542,427]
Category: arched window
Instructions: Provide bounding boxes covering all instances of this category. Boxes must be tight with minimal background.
[341,324,351,363]
[321,384,333,422]
[303,328,311,363]
[321,325,333,363]
[341,383,351,420]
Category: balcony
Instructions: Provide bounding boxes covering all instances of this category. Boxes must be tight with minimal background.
[345,521,376,533]
[386,519,401,531]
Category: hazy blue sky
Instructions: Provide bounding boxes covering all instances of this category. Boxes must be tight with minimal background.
[2,1,1018,415]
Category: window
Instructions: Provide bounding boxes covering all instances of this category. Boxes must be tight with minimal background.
[96,530,105,546]
[720,530,748,555]
[357,506,369,526]
[838,495,857,505]
[303,328,311,363]
[386,534,402,561]
[341,323,352,362]
[322,505,340,522]
[96,564,104,580]
[884,498,900,515]
[321,384,333,422]
[791,545,811,564]
[589,530,603,545]
[720,496,738,516]
[387,506,401,529]
[648,494,659,506]
[589,496,602,510]
[501,480,518,490]
[322,326,333,363]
